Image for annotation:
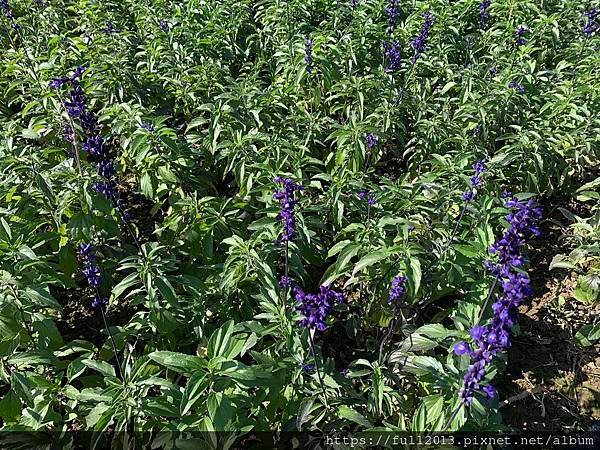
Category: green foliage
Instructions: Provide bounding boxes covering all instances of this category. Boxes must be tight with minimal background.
[0,0,597,439]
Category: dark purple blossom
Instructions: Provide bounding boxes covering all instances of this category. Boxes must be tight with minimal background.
[462,191,475,202]
[141,122,154,132]
[358,190,376,205]
[351,0,359,8]
[294,284,343,331]
[508,80,525,93]
[383,41,402,71]
[304,36,314,73]
[478,0,491,28]
[583,8,599,36]
[515,25,528,46]
[366,133,379,149]
[102,21,120,34]
[388,274,407,304]
[78,243,101,289]
[92,296,108,309]
[301,363,315,372]
[279,275,292,289]
[385,0,400,32]
[457,197,541,405]
[159,19,170,31]
[462,159,487,201]
[273,177,303,243]
[410,11,435,64]
[1,0,14,20]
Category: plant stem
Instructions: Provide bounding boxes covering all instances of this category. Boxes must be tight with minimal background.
[98,298,125,382]
[308,330,328,408]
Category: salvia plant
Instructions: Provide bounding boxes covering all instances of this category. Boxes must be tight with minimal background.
[0,0,598,444]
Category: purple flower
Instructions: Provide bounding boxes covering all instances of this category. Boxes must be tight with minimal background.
[78,243,102,289]
[478,0,491,28]
[365,133,379,150]
[92,296,108,309]
[304,36,314,73]
[102,21,120,34]
[583,8,599,36]
[141,122,154,132]
[93,180,118,201]
[458,196,541,405]
[462,190,475,202]
[383,41,402,72]
[97,160,115,179]
[340,368,350,377]
[454,341,471,356]
[301,363,315,372]
[388,274,407,304]
[483,384,497,399]
[279,275,292,289]
[508,80,525,93]
[49,78,69,89]
[385,0,400,32]
[515,25,528,46]
[273,177,302,242]
[472,160,486,175]
[358,190,376,205]
[410,11,435,64]
[350,0,359,8]
[159,19,170,31]
[1,0,14,20]
[295,284,343,331]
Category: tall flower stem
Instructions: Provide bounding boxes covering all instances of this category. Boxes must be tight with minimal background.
[283,239,289,310]
[308,331,328,408]
[475,275,499,324]
[99,303,125,382]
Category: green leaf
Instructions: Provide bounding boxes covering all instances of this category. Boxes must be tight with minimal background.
[574,323,600,347]
[148,351,207,374]
[82,359,116,377]
[338,405,372,428]
[207,320,235,359]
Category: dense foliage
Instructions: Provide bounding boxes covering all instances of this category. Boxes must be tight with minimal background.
[0,0,598,443]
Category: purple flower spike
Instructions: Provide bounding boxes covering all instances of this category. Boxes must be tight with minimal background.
[273,177,303,243]
[458,196,541,405]
[478,0,491,28]
[388,274,407,304]
[385,0,400,32]
[515,25,528,46]
[383,41,402,72]
[583,8,599,36]
[304,36,314,73]
[365,133,379,150]
[410,11,435,64]
[295,284,343,331]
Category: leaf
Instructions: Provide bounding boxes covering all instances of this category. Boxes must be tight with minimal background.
[140,172,154,198]
[574,323,600,347]
[338,405,372,428]
[82,359,116,377]
[296,397,315,431]
[111,272,140,300]
[207,320,235,359]
[23,287,61,310]
[351,249,389,276]
[148,351,207,374]
[180,372,208,416]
